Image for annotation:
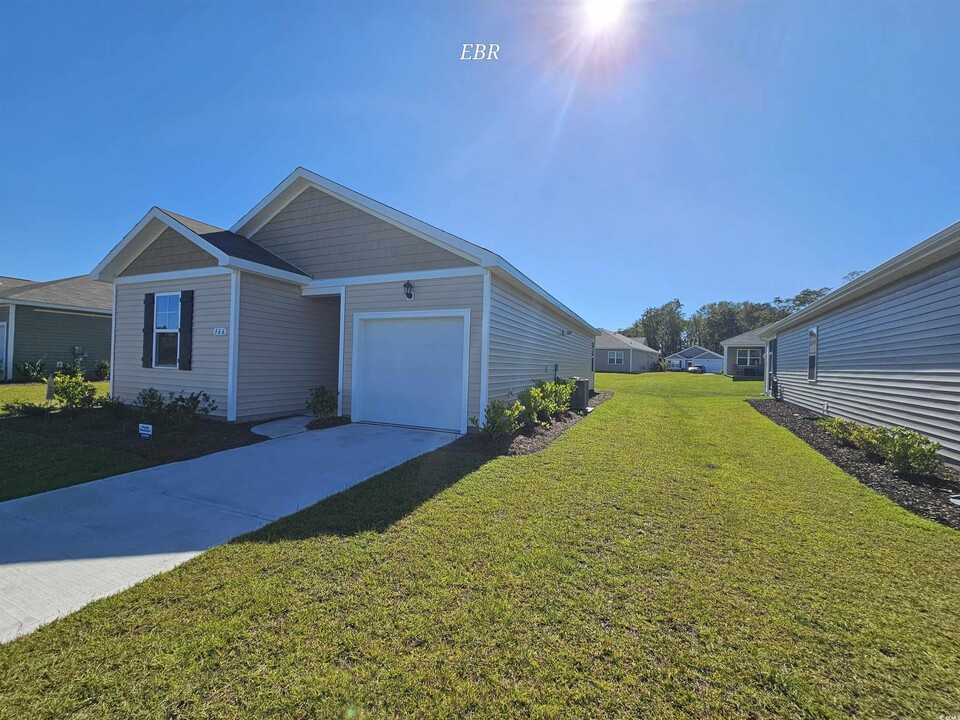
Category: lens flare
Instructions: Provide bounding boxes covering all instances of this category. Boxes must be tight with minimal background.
[583,0,627,35]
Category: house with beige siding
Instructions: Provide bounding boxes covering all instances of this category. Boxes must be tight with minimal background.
[0,275,111,380]
[92,167,596,434]
[595,329,659,373]
[719,324,772,378]
[760,220,960,464]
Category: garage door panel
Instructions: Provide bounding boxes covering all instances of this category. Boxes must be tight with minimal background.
[354,315,467,432]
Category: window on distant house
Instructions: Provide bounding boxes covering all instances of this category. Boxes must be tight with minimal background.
[737,349,762,367]
[154,293,181,368]
[807,327,818,381]
[608,350,624,365]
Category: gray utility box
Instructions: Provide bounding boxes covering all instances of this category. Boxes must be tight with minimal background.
[571,377,591,411]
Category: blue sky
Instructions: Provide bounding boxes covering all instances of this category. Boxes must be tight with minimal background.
[1,0,957,330]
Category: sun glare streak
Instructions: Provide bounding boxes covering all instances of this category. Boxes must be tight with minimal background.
[583,0,627,36]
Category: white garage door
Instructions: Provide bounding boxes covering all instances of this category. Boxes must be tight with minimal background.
[695,358,724,374]
[353,313,467,433]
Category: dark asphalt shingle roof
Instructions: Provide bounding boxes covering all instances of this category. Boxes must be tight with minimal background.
[0,275,112,311]
[161,209,309,278]
[595,329,658,353]
[720,324,775,347]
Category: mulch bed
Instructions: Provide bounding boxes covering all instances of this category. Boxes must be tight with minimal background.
[747,398,960,530]
[0,408,265,464]
[306,416,351,431]
[446,390,613,458]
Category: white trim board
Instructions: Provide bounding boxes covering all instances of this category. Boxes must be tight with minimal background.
[337,286,345,417]
[479,270,491,424]
[0,321,7,379]
[109,285,117,396]
[350,309,471,435]
[113,267,232,285]
[227,271,241,421]
[4,305,15,380]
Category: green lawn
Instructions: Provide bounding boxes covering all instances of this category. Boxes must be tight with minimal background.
[0,380,110,413]
[1,373,958,718]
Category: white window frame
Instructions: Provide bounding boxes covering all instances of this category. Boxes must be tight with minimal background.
[153,292,181,369]
[807,326,818,382]
[608,350,624,366]
[737,348,762,367]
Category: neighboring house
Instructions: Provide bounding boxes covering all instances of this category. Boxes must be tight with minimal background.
[0,276,112,380]
[719,324,773,377]
[665,346,724,373]
[91,167,597,433]
[760,220,960,464]
[595,329,659,373]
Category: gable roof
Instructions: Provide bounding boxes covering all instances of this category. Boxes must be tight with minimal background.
[0,276,34,291]
[666,346,723,360]
[0,275,112,312]
[160,210,307,277]
[229,167,597,335]
[595,329,657,353]
[760,219,960,340]
[92,207,310,284]
[720,324,775,347]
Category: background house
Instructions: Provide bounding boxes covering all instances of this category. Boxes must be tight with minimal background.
[665,346,724,373]
[720,324,772,378]
[92,167,596,433]
[0,275,112,380]
[595,329,659,373]
[761,220,960,464]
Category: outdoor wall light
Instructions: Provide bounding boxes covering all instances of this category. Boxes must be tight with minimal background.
[403,280,414,300]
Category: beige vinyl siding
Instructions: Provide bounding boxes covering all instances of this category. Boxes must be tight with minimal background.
[250,186,474,280]
[772,253,960,463]
[341,275,483,420]
[113,274,231,416]
[120,228,218,276]
[595,346,658,373]
[10,306,111,373]
[488,275,595,402]
[236,273,339,420]
[725,345,765,376]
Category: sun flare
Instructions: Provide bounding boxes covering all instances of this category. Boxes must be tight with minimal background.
[583,0,627,35]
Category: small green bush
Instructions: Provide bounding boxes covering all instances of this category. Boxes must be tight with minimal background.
[518,386,551,428]
[164,391,217,427]
[94,359,110,381]
[470,399,523,438]
[816,417,858,446]
[849,424,889,459]
[53,373,96,410]
[18,358,46,383]
[97,394,128,418]
[880,427,943,477]
[306,386,338,418]
[133,387,166,422]
[2,401,52,417]
[61,358,85,378]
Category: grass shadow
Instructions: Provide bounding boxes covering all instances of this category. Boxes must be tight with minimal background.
[236,446,491,542]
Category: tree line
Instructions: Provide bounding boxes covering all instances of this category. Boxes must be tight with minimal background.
[617,280,860,356]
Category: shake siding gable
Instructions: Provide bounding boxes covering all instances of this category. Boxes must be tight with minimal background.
[120,227,218,276]
[113,274,231,416]
[236,273,339,421]
[250,186,473,279]
[772,253,960,463]
[487,275,594,402]
[341,275,484,420]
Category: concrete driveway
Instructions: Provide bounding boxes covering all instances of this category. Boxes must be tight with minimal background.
[0,423,455,643]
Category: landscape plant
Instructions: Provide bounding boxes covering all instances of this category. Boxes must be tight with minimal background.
[18,357,46,383]
[53,373,96,411]
[163,390,217,427]
[94,359,110,381]
[133,387,166,422]
[469,399,523,438]
[818,417,943,477]
[306,386,338,418]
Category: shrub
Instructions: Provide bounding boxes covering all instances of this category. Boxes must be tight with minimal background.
[97,394,128,418]
[18,358,46,383]
[816,417,858,446]
[133,387,166,422]
[94,359,110,381]
[306,386,338,418]
[850,424,890,459]
[879,427,943,477]
[470,399,523,438]
[164,390,217,427]
[2,401,52,417]
[53,373,96,410]
[518,386,551,428]
[61,358,85,378]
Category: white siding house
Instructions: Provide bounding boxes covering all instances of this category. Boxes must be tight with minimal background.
[761,221,960,464]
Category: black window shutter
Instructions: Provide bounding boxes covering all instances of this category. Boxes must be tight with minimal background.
[179,290,194,371]
[142,293,155,368]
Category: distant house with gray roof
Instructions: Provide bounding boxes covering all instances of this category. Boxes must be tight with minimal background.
[665,346,724,373]
[595,329,659,373]
[0,275,112,380]
[720,324,773,377]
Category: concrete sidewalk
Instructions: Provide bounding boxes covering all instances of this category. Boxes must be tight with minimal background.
[0,423,455,643]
